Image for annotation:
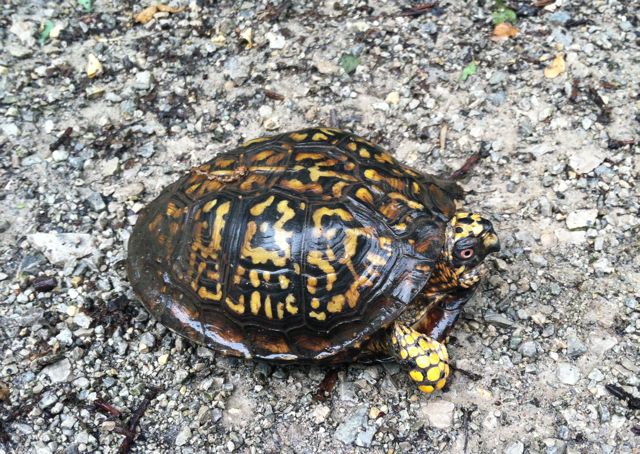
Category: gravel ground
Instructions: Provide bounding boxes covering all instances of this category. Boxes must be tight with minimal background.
[1,1,639,453]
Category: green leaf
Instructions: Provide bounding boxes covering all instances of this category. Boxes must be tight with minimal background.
[460,62,477,81]
[492,7,517,24]
[78,0,92,12]
[39,20,54,45]
[338,53,359,75]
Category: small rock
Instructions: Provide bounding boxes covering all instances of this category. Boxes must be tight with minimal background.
[103,157,120,176]
[175,426,191,446]
[335,406,367,444]
[566,334,587,358]
[557,363,580,385]
[258,105,273,118]
[265,32,286,49]
[133,71,154,90]
[158,353,169,365]
[138,332,155,352]
[27,232,97,266]
[41,358,72,383]
[86,192,106,211]
[505,441,525,454]
[566,209,598,230]
[529,253,548,267]
[588,369,604,382]
[519,341,538,358]
[33,276,57,292]
[548,11,571,25]
[484,311,514,328]
[355,425,377,448]
[592,257,614,274]
[568,149,605,175]
[51,149,69,162]
[422,400,455,429]
[385,91,400,105]
[312,404,330,424]
[1,123,20,136]
[73,312,93,329]
[10,21,36,46]
[313,58,339,75]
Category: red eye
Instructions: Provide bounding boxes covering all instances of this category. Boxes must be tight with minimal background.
[459,248,475,259]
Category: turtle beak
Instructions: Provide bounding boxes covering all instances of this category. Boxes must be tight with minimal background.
[482,231,500,255]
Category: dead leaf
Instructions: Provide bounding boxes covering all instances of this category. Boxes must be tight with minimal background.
[493,22,518,38]
[544,54,565,78]
[86,54,103,78]
[134,4,184,24]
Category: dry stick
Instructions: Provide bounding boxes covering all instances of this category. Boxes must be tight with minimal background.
[449,150,490,181]
[49,127,73,151]
[118,387,160,454]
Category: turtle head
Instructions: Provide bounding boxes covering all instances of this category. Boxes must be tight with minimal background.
[444,212,500,288]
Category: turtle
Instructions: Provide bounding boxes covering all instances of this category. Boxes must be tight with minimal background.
[127,127,500,393]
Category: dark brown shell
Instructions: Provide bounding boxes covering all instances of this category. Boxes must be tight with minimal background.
[127,128,461,363]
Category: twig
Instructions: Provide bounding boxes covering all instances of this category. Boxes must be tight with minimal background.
[399,2,437,17]
[449,150,490,180]
[605,384,640,410]
[49,127,73,151]
[452,365,482,381]
[118,387,160,454]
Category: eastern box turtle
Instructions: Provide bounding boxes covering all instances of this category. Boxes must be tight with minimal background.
[127,128,499,393]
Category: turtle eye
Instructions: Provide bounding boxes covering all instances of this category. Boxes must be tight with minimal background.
[458,248,475,260]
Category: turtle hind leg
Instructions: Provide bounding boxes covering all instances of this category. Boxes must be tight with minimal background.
[387,323,450,393]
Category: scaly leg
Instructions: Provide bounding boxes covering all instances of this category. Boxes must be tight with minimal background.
[380,323,451,393]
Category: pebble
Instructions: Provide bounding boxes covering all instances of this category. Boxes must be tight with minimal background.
[355,425,377,448]
[422,400,455,429]
[103,157,120,176]
[138,332,156,352]
[566,334,587,358]
[484,312,515,328]
[519,341,539,358]
[385,91,400,105]
[27,232,97,266]
[86,192,106,211]
[334,406,367,444]
[505,441,525,454]
[265,32,286,49]
[548,11,571,25]
[557,363,581,385]
[1,123,20,136]
[312,404,330,424]
[175,426,192,446]
[41,359,72,383]
[73,312,93,329]
[568,149,605,174]
[51,149,69,162]
[592,257,614,274]
[133,71,154,90]
[565,209,598,230]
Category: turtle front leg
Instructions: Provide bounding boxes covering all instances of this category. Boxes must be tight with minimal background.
[384,323,451,393]
[414,285,478,342]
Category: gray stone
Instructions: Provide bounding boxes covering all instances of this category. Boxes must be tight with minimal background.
[41,358,72,383]
[224,56,251,85]
[138,142,156,158]
[489,71,507,85]
[592,258,614,274]
[335,406,367,444]
[505,441,524,454]
[73,312,93,329]
[86,192,106,211]
[557,363,580,385]
[488,91,507,106]
[1,123,20,136]
[568,149,604,174]
[138,333,156,352]
[38,391,58,409]
[355,425,377,448]
[566,334,587,358]
[484,311,514,328]
[133,71,154,90]
[422,400,455,429]
[51,149,69,162]
[20,253,48,274]
[549,11,571,25]
[175,426,191,446]
[566,209,598,230]
[519,341,538,358]
[27,233,97,266]
[529,253,548,267]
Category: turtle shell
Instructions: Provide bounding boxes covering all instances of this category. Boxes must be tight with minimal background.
[127,128,461,363]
